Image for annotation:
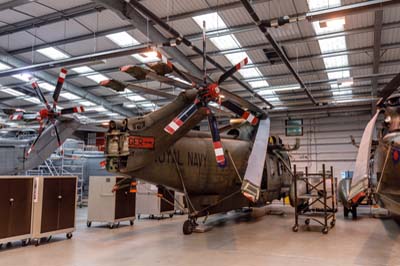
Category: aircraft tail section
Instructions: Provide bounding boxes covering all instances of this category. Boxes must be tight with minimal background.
[23,119,81,171]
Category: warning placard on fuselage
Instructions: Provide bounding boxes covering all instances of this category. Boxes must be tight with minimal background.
[128,136,155,149]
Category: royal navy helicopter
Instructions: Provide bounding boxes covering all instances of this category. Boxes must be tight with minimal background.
[339,73,400,218]
[100,22,302,234]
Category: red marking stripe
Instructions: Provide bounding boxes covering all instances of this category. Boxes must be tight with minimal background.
[100,80,111,86]
[173,118,184,127]
[120,65,133,72]
[164,125,175,135]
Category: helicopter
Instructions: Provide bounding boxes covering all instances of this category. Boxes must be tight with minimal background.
[100,21,303,234]
[339,72,400,218]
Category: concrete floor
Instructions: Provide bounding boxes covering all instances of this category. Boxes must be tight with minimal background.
[0,205,399,266]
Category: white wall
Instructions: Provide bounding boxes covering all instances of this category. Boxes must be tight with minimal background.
[270,114,372,178]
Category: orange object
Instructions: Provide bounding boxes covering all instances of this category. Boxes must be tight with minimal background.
[351,191,366,204]
[128,136,155,149]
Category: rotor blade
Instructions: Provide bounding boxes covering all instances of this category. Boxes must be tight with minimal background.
[53,68,68,107]
[30,78,50,109]
[26,121,46,156]
[121,65,193,90]
[377,71,400,106]
[202,20,207,85]
[60,106,85,115]
[348,110,380,203]
[164,100,200,135]
[100,79,175,99]
[9,111,25,121]
[51,120,62,148]
[207,111,226,167]
[241,117,271,202]
[219,88,266,116]
[221,100,258,125]
[218,58,248,85]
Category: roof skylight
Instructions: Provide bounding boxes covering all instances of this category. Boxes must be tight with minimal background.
[327,70,350,80]
[308,0,341,11]
[25,97,41,104]
[106,32,140,47]
[323,55,348,68]
[249,80,269,88]
[210,35,240,50]
[87,74,108,83]
[126,94,146,102]
[71,66,94,74]
[12,73,32,82]
[132,51,161,63]
[239,68,263,78]
[60,92,81,100]
[0,62,12,71]
[312,17,345,35]
[318,36,347,53]
[38,82,54,91]
[37,47,70,60]
[192,12,227,31]
[2,88,24,96]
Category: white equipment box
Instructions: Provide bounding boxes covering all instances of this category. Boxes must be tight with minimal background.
[87,176,135,228]
[136,181,175,219]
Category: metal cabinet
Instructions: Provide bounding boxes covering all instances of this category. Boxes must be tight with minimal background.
[87,176,135,228]
[0,177,33,246]
[136,182,175,219]
[32,176,77,245]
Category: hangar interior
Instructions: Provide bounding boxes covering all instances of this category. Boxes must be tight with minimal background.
[0,0,399,265]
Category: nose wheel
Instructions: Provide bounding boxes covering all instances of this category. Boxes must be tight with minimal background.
[183,218,198,235]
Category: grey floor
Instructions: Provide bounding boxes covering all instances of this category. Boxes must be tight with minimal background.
[0,205,399,266]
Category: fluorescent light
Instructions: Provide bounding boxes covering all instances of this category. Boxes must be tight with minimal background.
[308,0,340,11]
[38,82,54,91]
[71,66,93,74]
[239,68,262,78]
[25,97,41,104]
[0,62,12,71]
[249,80,269,88]
[2,88,25,96]
[210,34,240,50]
[318,36,347,53]
[323,55,348,68]
[60,92,81,100]
[328,70,350,80]
[12,73,32,82]
[192,12,227,31]
[37,47,69,60]
[106,31,140,47]
[87,73,108,83]
[313,17,345,35]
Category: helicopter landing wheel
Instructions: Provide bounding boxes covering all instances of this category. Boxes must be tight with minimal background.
[183,220,194,235]
[292,225,298,232]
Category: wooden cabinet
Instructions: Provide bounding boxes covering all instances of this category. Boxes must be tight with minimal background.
[32,176,77,244]
[87,176,135,228]
[0,177,33,245]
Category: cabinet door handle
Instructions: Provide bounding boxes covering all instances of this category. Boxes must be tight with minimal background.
[58,195,62,200]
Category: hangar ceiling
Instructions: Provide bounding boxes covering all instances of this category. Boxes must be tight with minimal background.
[0,0,399,124]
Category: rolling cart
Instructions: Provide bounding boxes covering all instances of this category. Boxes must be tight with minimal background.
[292,164,337,234]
